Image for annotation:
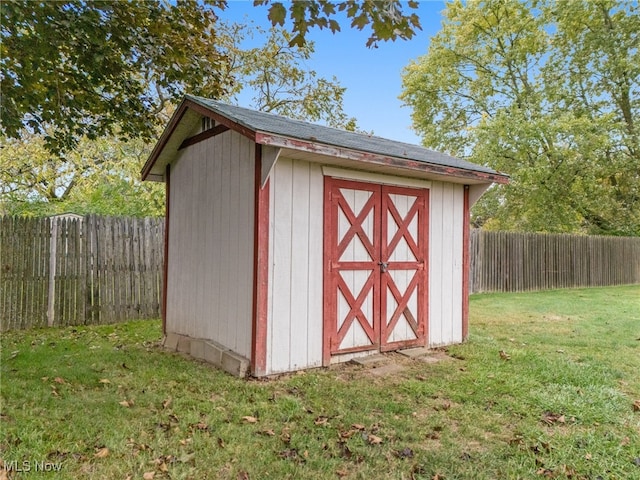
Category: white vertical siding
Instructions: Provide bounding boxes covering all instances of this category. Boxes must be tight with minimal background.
[166,130,255,359]
[428,181,465,346]
[267,157,324,374]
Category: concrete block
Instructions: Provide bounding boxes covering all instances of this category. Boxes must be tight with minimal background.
[176,335,191,354]
[190,339,205,360]
[350,354,388,366]
[204,341,224,366]
[221,350,250,378]
[163,333,179,351]
[398,347,431,359]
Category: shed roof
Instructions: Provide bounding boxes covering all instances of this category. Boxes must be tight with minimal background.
[141,95,509,185]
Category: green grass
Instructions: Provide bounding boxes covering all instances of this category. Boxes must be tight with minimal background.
[1,285,639,479]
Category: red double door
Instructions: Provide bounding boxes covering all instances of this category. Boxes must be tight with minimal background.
[323,178,429,364]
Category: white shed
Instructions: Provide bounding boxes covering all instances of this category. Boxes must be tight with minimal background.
[141,95,509,377]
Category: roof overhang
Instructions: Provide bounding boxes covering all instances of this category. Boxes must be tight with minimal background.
[141,99,510,187]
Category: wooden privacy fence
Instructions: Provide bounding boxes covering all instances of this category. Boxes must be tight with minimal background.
[0,215,164,331]
[2,216,639,330]
[470,230,640,293]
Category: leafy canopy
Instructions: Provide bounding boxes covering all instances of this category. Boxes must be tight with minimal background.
[1,0,420,154]
[401,0,639,235]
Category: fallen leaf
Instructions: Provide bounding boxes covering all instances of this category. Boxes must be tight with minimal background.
[314,416,329,426]
[351,423,366,431]
[367,434,383,445]
[54,377,65,384]
[94,447,110,458]
[585,453,592,460]
[217,437,226,448]
[621,436,630,446]
[242,416,258,423]
[162,397,172,409]
[541,411,565,425]
[190,422,209,431]
[633,400,640,412]
[336,468,349,478]
[259,429,275,436]
[119,400,132,408]
[237,471,250,480]
[499,350,511,361]
[340,429,356,439]
[143,472,155,480]
[99,379,111,384]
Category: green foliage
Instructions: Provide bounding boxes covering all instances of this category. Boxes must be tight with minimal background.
[219,24,358,130]
[1,9,361,217]
[1,0,229,154]
[401,0,640,235]
[0,132,164,217]
[255,0,422,47]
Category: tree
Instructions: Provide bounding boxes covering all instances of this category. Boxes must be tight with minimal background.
[1,0,420,154]
[219,24,357,130]
[0,132,164,217]
[1,0,230,154]
[256,0,422,47]
[401,0,639,235]
[0,18,357,217]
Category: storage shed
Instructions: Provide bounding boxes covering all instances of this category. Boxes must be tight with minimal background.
[141,95,509,377]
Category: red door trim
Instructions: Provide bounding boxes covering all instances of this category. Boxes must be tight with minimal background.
[324,178,430,362]
[462,185,470,340]
[252,145,270,376]
[379,185,429,351]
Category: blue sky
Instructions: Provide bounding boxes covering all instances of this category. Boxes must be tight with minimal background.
[218,1,447,145]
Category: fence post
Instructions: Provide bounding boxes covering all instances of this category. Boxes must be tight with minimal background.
[47,218,57,327]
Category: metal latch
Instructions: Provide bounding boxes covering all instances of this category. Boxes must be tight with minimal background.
[378,261,388,273]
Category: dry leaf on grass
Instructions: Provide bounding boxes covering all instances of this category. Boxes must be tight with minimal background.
[99,379,111,384]
[119,400,133,408]
[94,447,110,458]
[143,472,155,480]
[541,411,565,425]
[314,416,329,426]
[367,434,383,445]
[632,400,640,412]
[499,350,511,361]
[242,416,258,423]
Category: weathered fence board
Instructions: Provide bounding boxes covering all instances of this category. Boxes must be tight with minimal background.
[469,230,640,293]
[1,216,638,331]
[1,216,164,331]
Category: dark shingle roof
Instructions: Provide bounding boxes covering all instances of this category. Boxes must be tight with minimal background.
[187,95,502,177]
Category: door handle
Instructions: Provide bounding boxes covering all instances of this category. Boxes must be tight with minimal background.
[378,261,388,273]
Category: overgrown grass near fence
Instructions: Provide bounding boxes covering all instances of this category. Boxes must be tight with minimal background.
[470,230,640,293]
[0,216,163,331]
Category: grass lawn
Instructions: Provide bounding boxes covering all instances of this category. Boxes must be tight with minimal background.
[1,285,639,479]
